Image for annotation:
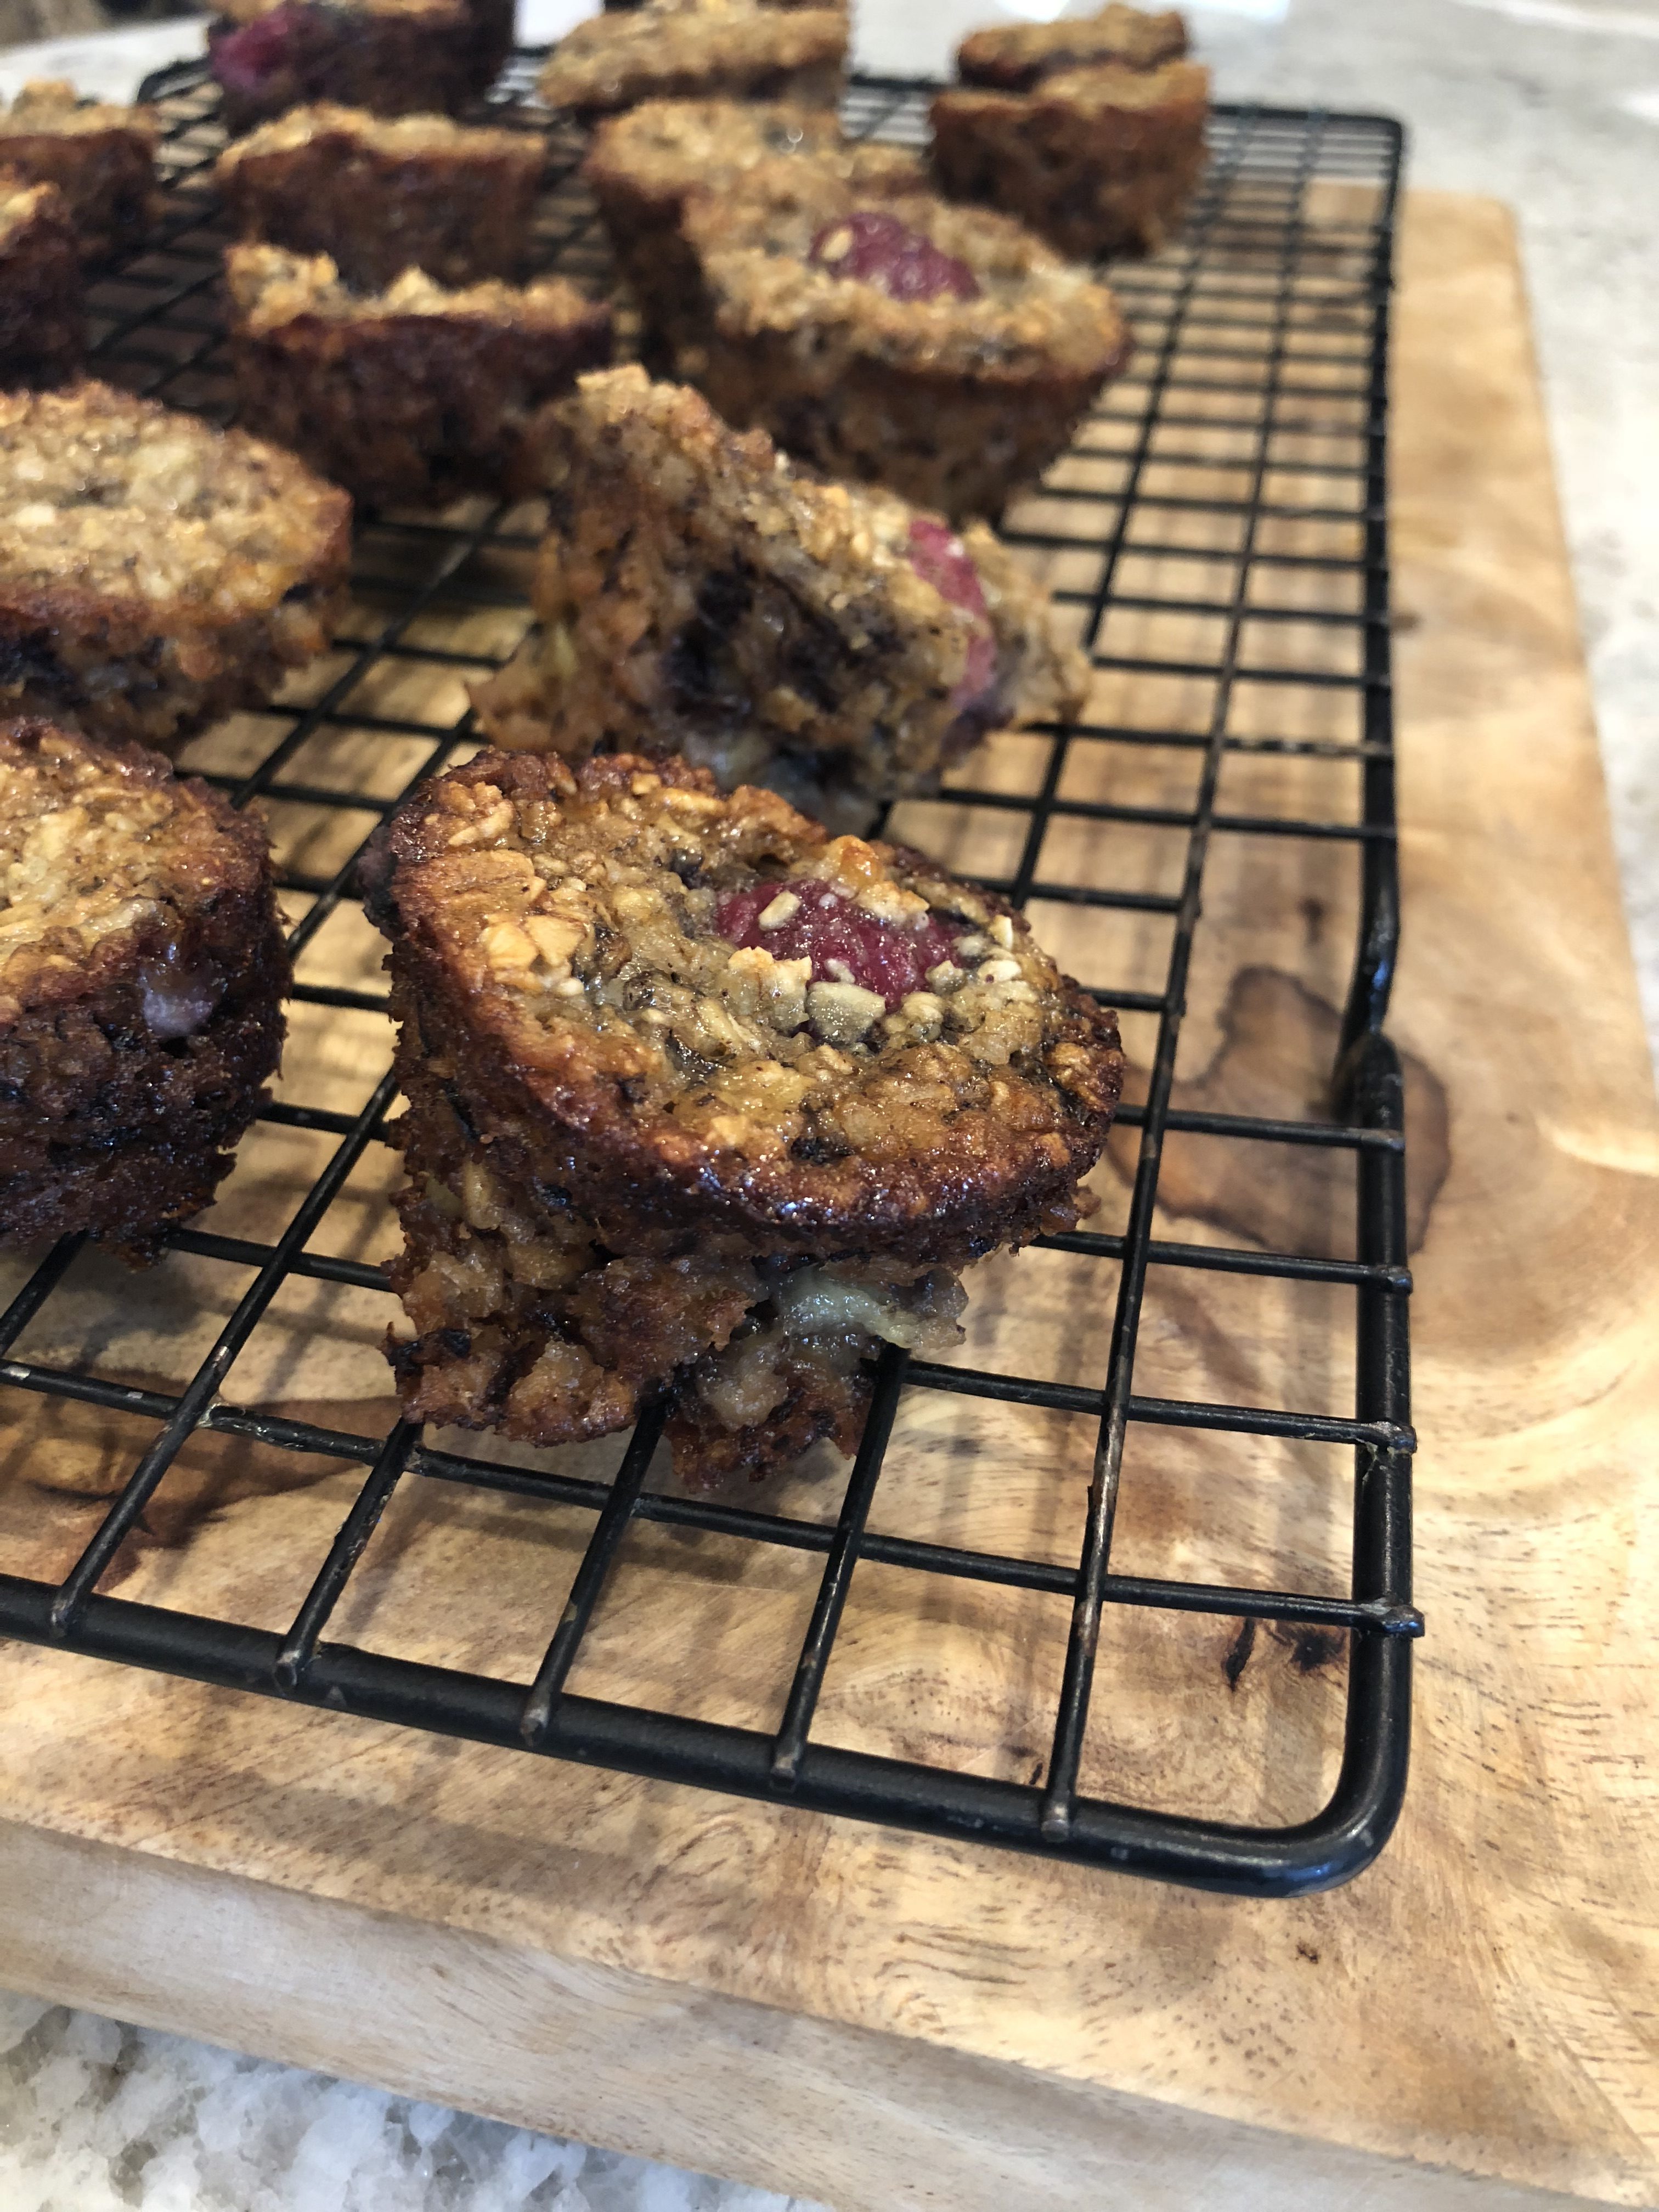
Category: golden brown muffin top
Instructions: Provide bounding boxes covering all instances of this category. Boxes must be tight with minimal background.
[216,100,538,170]
[0,381,350,617]
[0,170,63,236]
[584,94,922,202]
[0,78,156,143]
[683,167,1131,380]
[0,720,269,1017]
[225,242,596,332]
[379,749,1122,1254]
[957,3,1187,88]
[540,0,847,116]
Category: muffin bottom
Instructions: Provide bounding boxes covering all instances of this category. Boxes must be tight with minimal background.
[689,333,1120,521]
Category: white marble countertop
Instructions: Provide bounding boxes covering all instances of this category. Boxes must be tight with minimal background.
[2,3,1656,2206]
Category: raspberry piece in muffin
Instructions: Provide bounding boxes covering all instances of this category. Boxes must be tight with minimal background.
[539,0,848,121]
[932,61,1210,262]
[0,722,289,1261]
[0,381,350,755]
[956,2,1187,92]
[207,0,488,135]
[585,98,924,351]
[808,207,980,302]
[371,750,1121,1482]
[0,175,82,387]
[0,81,158,261]
[670,163,1131,519]
[715,880,963,1005]
[216,106,546,290]
[473,368,1087,821]
[226,245,613,509]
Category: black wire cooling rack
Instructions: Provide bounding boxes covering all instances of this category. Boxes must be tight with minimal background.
[0,61,1419,1895]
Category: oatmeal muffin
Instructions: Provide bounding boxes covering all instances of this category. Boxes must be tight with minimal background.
[0,721,289,1260]
[0,176,82,387]
[956,2,1186,91]
[671,164,1132,520]
[208,0,484,135]
[0,81,159,261]
[585,98,923,348]
[932,61,1210,262]
[371,749,1121,1479]
[216,106,545,290]
[538,0,848,121]
[475,368,1087,823]
[0,381,350,754]
[227,245,612,509]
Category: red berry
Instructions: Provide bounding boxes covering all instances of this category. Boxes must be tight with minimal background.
[907,516,998,709]
[211,2,300,94]
[809,211,981,305]
[716,883,962,1009]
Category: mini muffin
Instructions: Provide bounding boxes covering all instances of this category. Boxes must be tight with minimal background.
[932,61,1210,262]
[371,749,1121,1480]
[956,2,1186,91]
[538,0,848,121]
[584,98,924,347]
[216,106,546,290]
[475,368,1087,823]
[226,247,612,509]
[0,381,351,754]
[0,80,159,260]
[0,175,82,387]
[670,163,1132,520]
[208,0,481,134]
[0,721,289,1261]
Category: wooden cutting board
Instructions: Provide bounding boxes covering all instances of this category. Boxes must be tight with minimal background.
[0,190,1654,2211]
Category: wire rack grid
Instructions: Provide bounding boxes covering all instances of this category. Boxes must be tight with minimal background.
[0,63,1419,1896]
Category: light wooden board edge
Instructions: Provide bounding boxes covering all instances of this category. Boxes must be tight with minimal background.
[0,1810,1619,2212]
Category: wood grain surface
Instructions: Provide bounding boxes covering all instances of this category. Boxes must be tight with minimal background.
[0,190,1654,2211]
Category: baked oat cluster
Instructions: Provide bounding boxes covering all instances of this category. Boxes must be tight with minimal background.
[0,381,351,752]
[933,59,1211,262]
[0,721,289,1258]
[0,174,82,387]
[585,98,925,351]
[538,0,849,120]
[955,2,1187,89]
[475,367,1087,822]
[216,105,546,289]
[371,750,1121,1481]
[208,0,510,135]
[0,80,159,259]
[669,163,1132,517]
[226,245,613,508]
